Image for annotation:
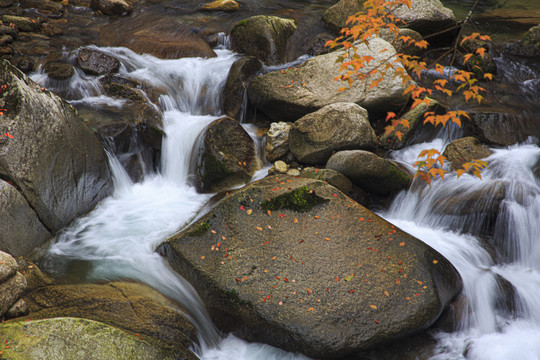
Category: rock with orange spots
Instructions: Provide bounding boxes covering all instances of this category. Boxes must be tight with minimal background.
[160,175,462,359]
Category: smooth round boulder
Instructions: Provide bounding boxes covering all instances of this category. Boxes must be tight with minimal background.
[194,116,256,193]
[77,48,121,76]
[248,37,409,123]
[326,150,411,195]
[159,175,462,359]
[322,0,456,37]
[289,102,378,165]
[231,15,297,65]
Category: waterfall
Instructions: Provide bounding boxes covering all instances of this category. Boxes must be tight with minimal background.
[383,138,540,359]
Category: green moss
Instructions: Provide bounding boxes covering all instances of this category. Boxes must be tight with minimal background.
[187,222,210,237]
[387,165,410,187]
[239,19,247,26]
[261,186,327,213]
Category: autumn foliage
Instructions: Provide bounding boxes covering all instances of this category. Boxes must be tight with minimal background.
[326,0,490,184]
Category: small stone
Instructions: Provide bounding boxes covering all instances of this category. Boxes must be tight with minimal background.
[274,160,288,173]
[287,169,300,176]
[265,122,292,161]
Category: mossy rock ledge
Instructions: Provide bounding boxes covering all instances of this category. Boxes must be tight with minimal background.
[158,175,462,359]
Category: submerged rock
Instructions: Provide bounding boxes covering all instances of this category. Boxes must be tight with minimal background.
[326,150,411,196]
[91,0,132,15]
[230,15,297,65]
[194,116,256,192]
[159,175,462,359]
[248,37,409,123]
[77,48,120,76]
[289,102,378,165]
[0,318,179,360]
[43,61,74,80]
[0,60,113,234]
[200,0,239,12]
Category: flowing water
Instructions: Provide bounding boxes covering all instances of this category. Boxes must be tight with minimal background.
[31,15,540,360]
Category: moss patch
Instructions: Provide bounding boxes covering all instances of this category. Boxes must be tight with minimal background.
[187,222,210,237]
[261,186,327,213]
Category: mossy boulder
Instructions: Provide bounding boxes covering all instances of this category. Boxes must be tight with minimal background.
[0,318,178,360]
[289,102,378,165]
[158,175,462,359]
[507,24,540,57]
[194,116,256,193]
[326,150,411,196]
[230,15,297,65]
[247,37,409,123]
[22,282,198,358]
[299,167,354,195]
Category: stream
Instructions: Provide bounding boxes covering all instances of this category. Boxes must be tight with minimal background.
[29,4,540,360]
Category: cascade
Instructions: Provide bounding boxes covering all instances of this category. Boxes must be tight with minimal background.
[33,41,540,359]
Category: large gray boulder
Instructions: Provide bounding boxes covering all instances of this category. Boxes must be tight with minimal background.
[326,150,411,195]
[230,15,297,65]
[322,0,456,37]
[194,116,256,193]
[159,175,462,359]
[248,37,409,123]
[289,102,378,165]
[0,180,51,256]
[0,60,113,234]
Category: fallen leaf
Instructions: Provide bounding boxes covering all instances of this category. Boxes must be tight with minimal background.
[348,289,355,293]
[247,209,253,215]
[256,226,263,231]
[399,242,405,246]
[334,277,340,282]
[267,210,272,216]
[211,230,217,234]
[308,307,314,311]
[294,218,299,223]
[395,279,401,284]
[200,256,205,260]
[369,304,377,310]
[384,291,389,297]
[433,260,439,264]
[344,274,354,281]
